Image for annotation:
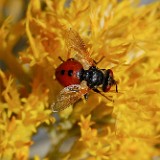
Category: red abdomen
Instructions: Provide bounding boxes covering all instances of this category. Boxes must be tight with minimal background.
[56,59,83,87]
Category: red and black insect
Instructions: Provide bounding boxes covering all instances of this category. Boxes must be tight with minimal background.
[51,29,118,112]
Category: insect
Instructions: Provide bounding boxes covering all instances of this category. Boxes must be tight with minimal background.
[51,29,118,112]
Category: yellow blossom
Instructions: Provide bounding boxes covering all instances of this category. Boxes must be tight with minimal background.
[0,0,160,160]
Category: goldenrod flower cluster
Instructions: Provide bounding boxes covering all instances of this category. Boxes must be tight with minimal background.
[0,0,160,160]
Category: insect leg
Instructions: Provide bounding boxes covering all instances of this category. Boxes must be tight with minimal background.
[93,56,105,65]
[58,56,65,62]
[84,93,88,100]
[92,88,113,102]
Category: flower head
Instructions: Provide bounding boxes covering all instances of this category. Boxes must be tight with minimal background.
[0,0,160,159]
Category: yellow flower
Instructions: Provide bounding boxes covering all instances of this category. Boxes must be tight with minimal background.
[0,0,160,160]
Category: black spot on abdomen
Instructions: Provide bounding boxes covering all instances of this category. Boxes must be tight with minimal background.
[60,70,65,75]
[68,70,73,76]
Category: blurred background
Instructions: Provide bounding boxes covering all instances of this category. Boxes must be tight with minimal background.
[0,0,157,159]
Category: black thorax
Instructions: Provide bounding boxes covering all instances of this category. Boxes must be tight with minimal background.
[80,66,104,89]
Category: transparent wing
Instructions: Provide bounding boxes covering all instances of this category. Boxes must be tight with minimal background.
[51,84,89,112]
[64,28,93,69]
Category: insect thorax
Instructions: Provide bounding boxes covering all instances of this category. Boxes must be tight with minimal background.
[80,66,104,89]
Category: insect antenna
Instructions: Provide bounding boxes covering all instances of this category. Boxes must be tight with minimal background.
[114,80,118,93]
[116,83,118,93]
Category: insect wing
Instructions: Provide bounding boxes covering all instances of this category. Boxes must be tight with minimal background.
[64,28,93,69]
[51,84,88,112]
